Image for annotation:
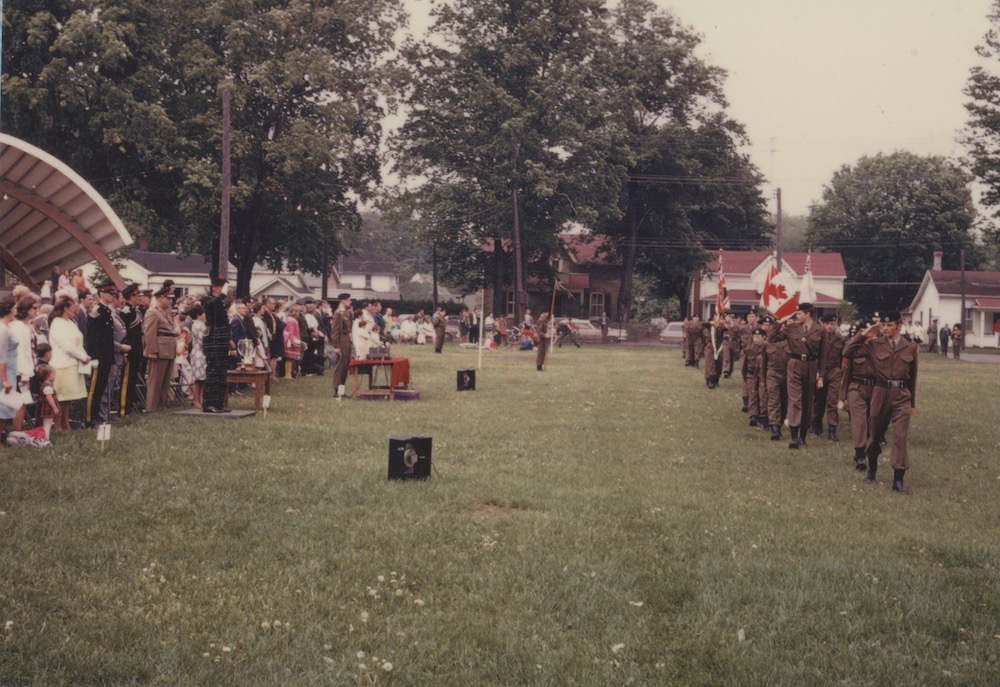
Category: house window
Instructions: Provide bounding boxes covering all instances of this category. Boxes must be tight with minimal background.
[505,290,515,318]
[365,274,372,289]
[589,292,604,318]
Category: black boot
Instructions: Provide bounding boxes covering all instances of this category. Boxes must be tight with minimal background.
[770,424,781,441]
[749,416,759,427]
[892,468,909,494]
[828,425,839,442]
[810,421,823,436]
[854,448,867,471]
[741,396,749,412]
[864,455,877,484]
[789,426,800,449]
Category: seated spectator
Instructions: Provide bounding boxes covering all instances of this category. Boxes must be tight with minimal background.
[399,316,417,344]
[352,308,374,359]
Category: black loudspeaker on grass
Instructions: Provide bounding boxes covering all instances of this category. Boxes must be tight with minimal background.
[388,436,432,480]
[456,368,476,391]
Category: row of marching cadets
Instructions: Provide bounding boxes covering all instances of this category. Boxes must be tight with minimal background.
[686,304,918,495]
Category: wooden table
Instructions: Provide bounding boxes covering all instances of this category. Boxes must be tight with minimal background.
[225,368,272,413]
[348,358,411,400]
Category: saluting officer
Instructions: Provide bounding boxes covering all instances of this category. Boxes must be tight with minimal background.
[844,310,918,493]
[768,302,826,449]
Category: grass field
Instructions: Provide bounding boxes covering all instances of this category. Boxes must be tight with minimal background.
[1,344,998,686]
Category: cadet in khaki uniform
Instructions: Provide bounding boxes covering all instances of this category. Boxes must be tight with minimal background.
[741,327,766,427]
[839,321,877,470]
[329,293,353,398]
[762,318,790,440]
[767,302,826,449]
[737,310,759,412]
[702,317,724,388]
[683,315,704,367]
[843,310,918,493]
[811,312,845,441]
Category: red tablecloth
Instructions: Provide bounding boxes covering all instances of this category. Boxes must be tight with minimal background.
[348,357,410,389]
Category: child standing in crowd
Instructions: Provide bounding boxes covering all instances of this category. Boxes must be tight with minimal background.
[36,364,60,439]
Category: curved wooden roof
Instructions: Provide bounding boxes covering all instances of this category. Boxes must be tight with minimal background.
[0,133,132,289]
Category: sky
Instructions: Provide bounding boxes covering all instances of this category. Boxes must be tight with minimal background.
[403,0,996,217]
[653,0,996,216]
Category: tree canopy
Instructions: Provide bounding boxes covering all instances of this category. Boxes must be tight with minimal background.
[4,0,406,296]
[806,152,979,314]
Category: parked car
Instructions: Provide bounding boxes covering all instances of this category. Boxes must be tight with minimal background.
[554,318,628,344]
[659,321,684,345]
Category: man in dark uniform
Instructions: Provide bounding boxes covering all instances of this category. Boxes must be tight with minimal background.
[117,283,145,415]
[85,280,118,427]
[330,293,353,398]
[812,312,845,441]
[768,302,826,449]
[202,276,232,413]
[844,310,918,493]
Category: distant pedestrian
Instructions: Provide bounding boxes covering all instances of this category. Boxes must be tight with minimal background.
[951,324,963,360]
[939,323,951,357]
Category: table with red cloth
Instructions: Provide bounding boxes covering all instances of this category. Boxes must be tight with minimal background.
[348,357,411,400]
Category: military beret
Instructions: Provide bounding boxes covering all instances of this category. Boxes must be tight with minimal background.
[820,312,836,323]
[121,283,139,298]
[153,280,175,298]
[797,302,814,312]
[883,310,902,323]
[210,275,228,287]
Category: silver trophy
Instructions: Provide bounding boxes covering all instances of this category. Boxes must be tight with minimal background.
[237,338,255,369]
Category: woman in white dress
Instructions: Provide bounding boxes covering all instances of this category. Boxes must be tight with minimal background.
[352,308,373,360]
[48,296,91,430]
[187,304,207,410]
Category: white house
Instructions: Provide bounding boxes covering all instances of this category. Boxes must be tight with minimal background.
[907,251,1000,347]
[89,247,235,299]
[689,251,846,318]
[336,255,400,300]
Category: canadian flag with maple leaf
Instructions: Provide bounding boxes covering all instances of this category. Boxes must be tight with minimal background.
[760,257,798,318]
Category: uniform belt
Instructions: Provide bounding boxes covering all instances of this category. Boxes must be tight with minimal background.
[875,379,907,388]
[795,354,817,362]
[851,376,876,386]
[157,330,177,337]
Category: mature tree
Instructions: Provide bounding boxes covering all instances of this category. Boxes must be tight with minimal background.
[596,0,770,316]
[962,0,1000,260]
[4,0,181,243]
[390,0,626,321]
[4,0,405,296]
[807,152,979,314]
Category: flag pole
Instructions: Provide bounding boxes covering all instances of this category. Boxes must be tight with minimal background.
[544,279,558,370]
[477,285,484,369]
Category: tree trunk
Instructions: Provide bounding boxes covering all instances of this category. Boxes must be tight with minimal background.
[492,237,506,317]
[617,180,640,321]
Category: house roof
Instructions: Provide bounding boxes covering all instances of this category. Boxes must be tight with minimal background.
[928,270,1000,297]
[127,249,224,276]
[707,251,846,278]
[340,255,396,274]
[560,234,618,266]
[0,133,133,288]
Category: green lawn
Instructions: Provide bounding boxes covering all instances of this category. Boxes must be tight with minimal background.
[1,345,998,686]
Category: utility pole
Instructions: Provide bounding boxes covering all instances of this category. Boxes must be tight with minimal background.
[512,188,524,325]
[960,248,967,331]
[775,187,783,270]
[219,89,231,283]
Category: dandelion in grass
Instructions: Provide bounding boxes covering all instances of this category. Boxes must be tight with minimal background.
[377,575,385,582]
[628,601,643,607]
[382,661,393,672]
[357,650,366,659]
[414,599,425,607]
[360,611,369,624]
[611,643,625,654]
